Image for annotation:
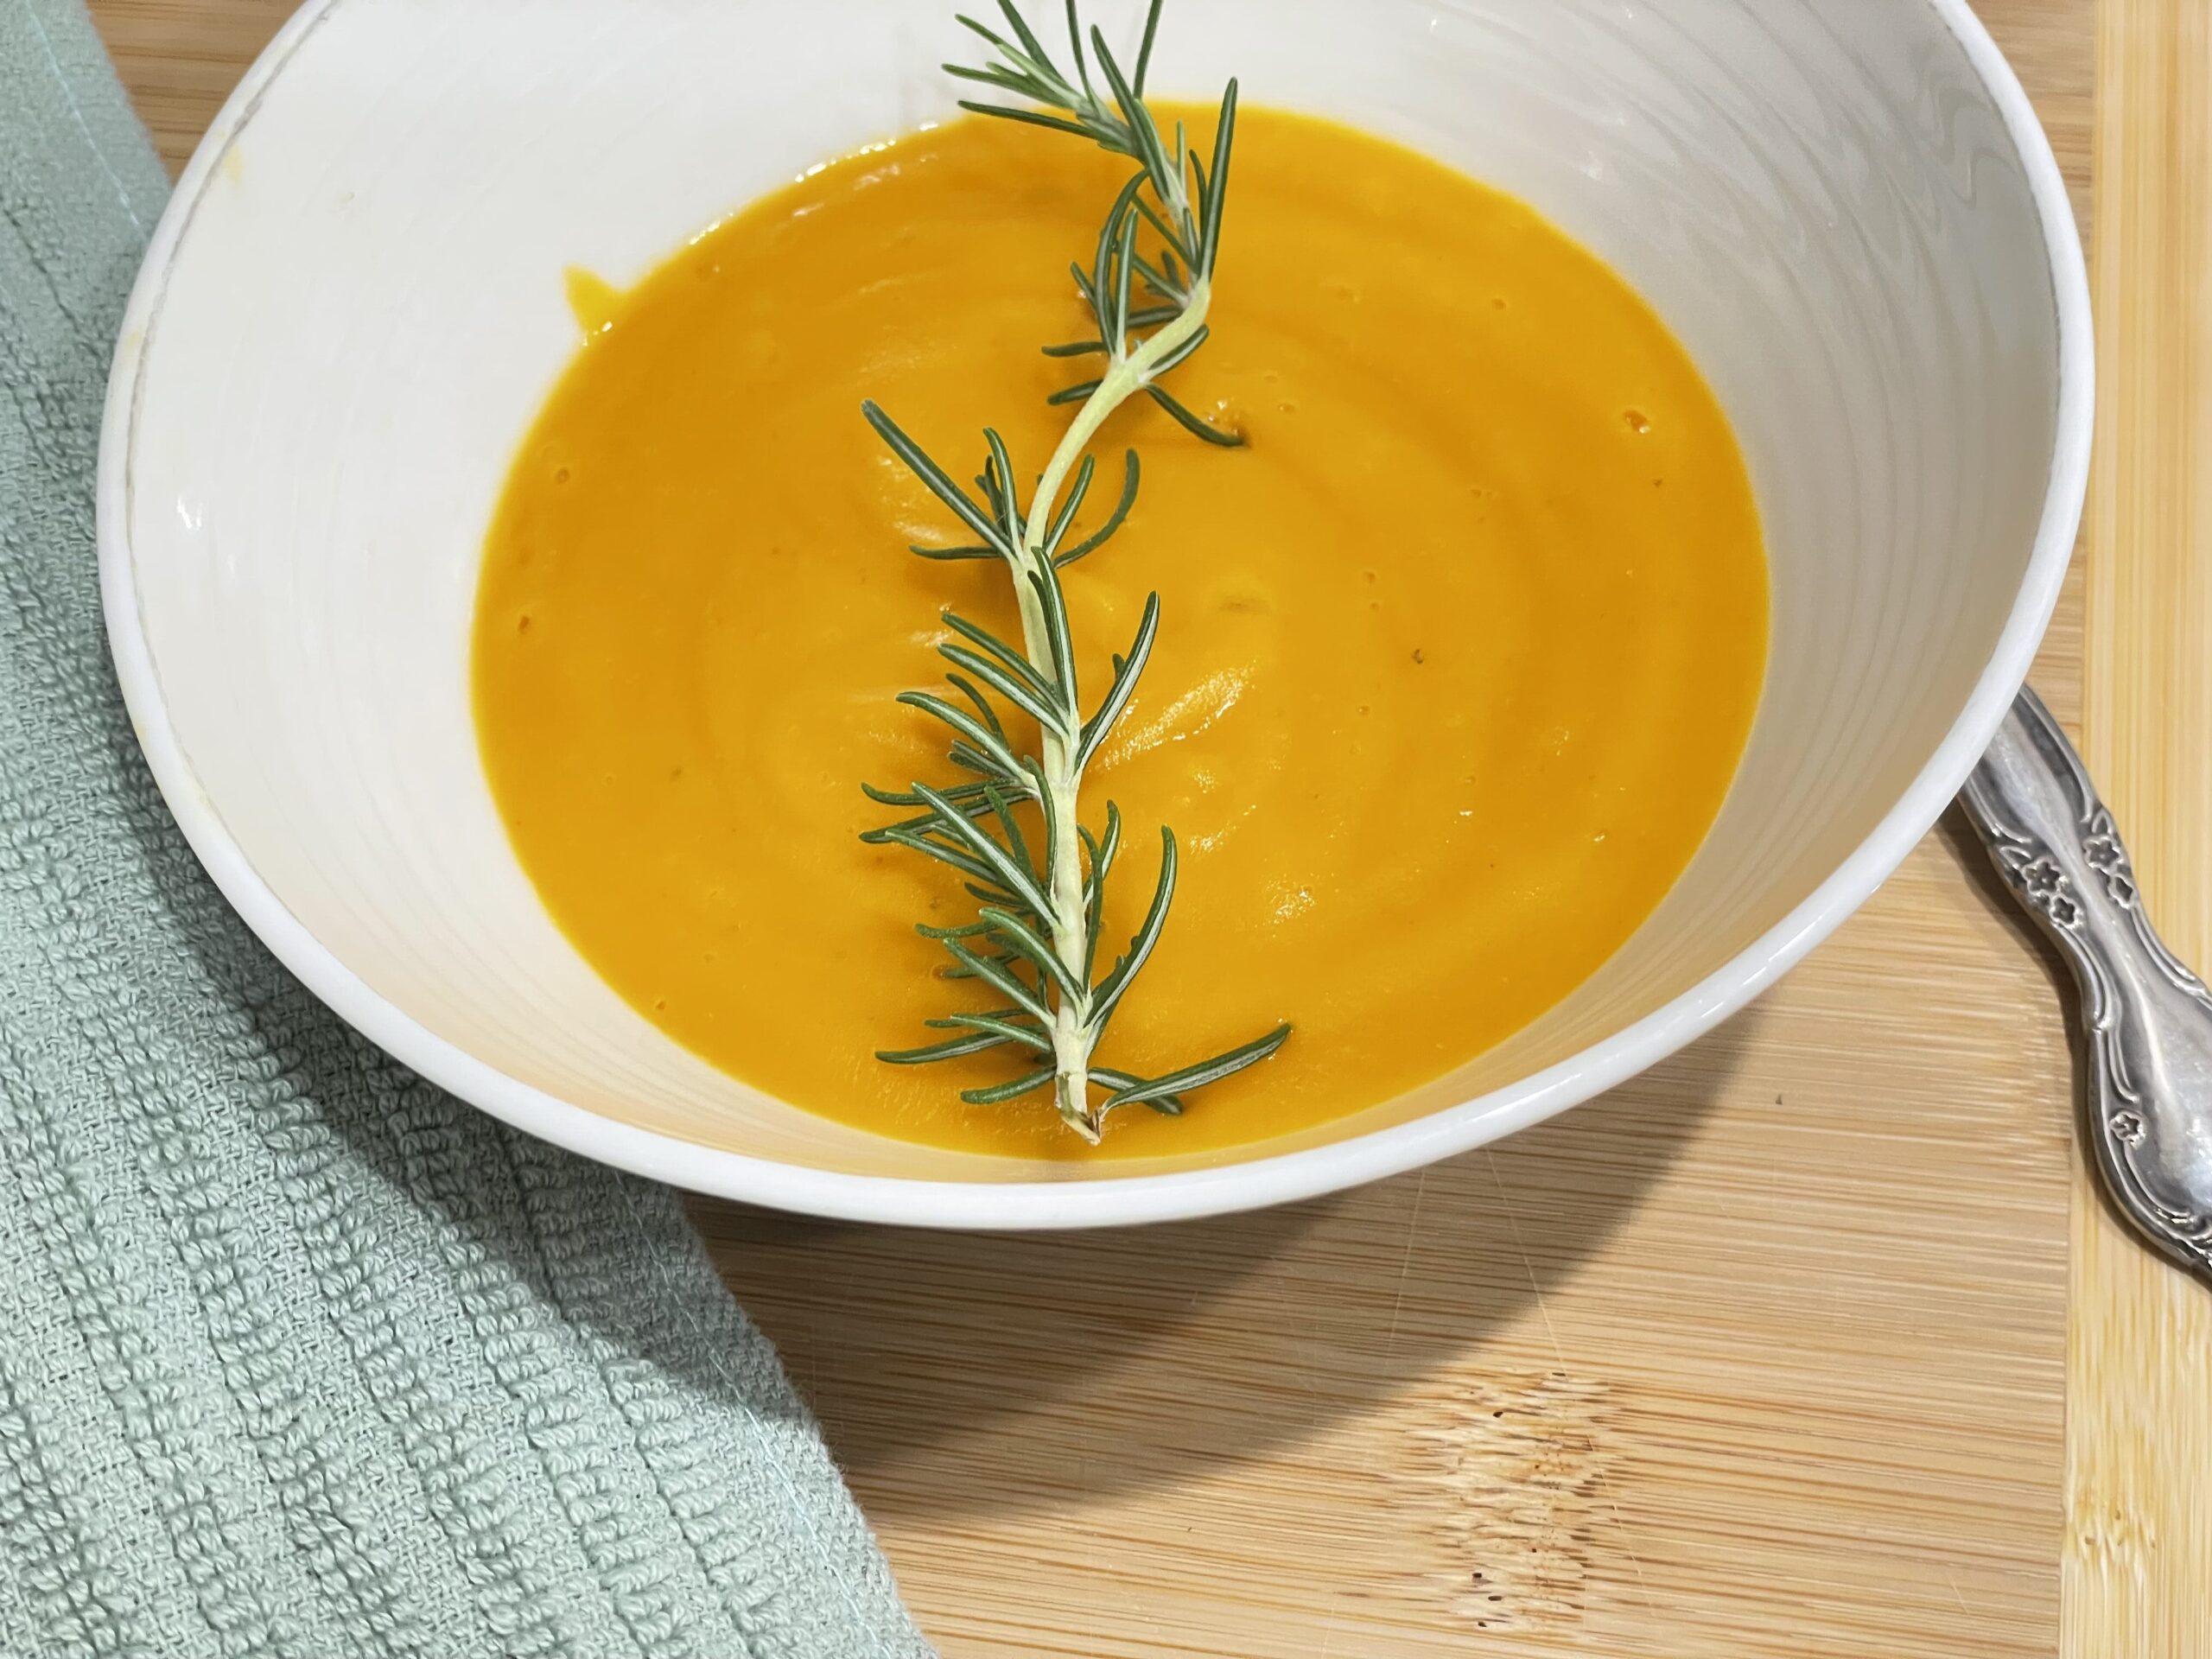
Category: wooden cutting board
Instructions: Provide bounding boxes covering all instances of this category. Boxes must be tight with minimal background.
[92,3,2207,1654]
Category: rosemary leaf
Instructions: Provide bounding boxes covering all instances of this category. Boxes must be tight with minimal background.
[961,1067,1056,1106]
[1129,250,1185,306]
[1145,382,1242,447]
[1089,27,1178,214]
[939,645,1070,735]
[984,786,1042,887]
[948,741,1016,779]
[893,690,1027,779]
[1064,0,1096,100]
[1132,0,1166,96]
[944,940,1053,1024]
[980,906,1085,1001]
[1132,191,1195,268]
[863,402,1014,554]
[1102,1024,1291,1108]
[1080,799,1123,980]
[1110,207,1140,355]
[880,1030,1016,1065]
[1089,799,1124,892]
[914,919,995,941]
[1092,172,1147,327]
[1043,452,1097,551]
[933,1010,1053,1053]
[1053,450,1140,566]
[1090,1066,1185,1116]
[1025,565,1080,710]
[944,671,1011,744]
[1145,321,1211,378]
[862,795,996,845]
[879,824,1004,890]
[942,63,1046,97]
[913,782,1055,916]
[1087,827,1177,1028]
[864,778,992,810]
[940,616,1052,698]
[993,0,1056,72]
[1199,80,1238,278]
[1075,593,1159,767]
[982,429,1027,541]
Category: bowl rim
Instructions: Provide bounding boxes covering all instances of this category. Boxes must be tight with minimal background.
[98,0,2094,1230]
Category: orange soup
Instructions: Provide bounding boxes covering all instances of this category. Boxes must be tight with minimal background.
[473,108,1767,1159]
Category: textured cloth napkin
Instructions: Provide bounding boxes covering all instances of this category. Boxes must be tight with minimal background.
[0,3,930,1654]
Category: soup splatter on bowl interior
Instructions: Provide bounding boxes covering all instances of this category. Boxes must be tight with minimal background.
[472,105,1767,1160]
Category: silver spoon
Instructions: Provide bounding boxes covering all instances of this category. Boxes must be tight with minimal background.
[1959,688,2212,1283]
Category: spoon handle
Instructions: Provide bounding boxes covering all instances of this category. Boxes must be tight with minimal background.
[1959,688,2212,1284]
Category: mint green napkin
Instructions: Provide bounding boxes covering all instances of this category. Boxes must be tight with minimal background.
[0,3,929,1654]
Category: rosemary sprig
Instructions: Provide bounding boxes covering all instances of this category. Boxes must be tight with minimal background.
[860,0,1287,1142]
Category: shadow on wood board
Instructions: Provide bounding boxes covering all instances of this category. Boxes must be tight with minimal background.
[694,1012,1751,1518]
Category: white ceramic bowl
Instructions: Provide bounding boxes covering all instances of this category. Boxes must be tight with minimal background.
[99,0,2089,1228]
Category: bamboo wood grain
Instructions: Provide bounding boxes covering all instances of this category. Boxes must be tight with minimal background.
[2075,4,2212,1653]
[85,2,2123,1653]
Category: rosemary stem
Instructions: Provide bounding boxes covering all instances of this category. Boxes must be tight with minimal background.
[1009,276,1217,1140]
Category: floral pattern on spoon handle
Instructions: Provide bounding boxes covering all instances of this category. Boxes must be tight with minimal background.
[1960,687,2212,1283]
